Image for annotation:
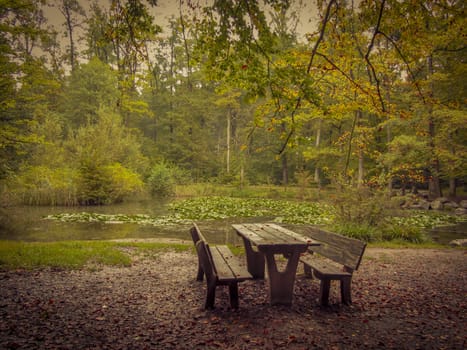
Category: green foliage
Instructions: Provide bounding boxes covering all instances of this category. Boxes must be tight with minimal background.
[331,223,380,242]
[9,166,79,206]
[147,162,176,197]
[0,240,191,270]
[46,196,334,226]
[62,58,119,128]
[169,197,334,225]
[76,163,111,205]
[0,241,131,269]
[330,187,396,227]
[77,163,143,205]
[45,212,191,226]
[1,0,466,210]
[102,163,144,202]
[330,189,466,243]
[386,212,465,230]
[332,218,431,243]
[381,135,428,186]
[329,186,425,242]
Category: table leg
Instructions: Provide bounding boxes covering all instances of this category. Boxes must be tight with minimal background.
[241,236,265,279]
[263,251,302,306]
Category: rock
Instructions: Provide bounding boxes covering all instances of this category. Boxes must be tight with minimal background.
[436,197,450,203]
[449,239,467,247]
[455,208,467,215]
[431,199,444,210]
[408,200,430,210]
[459,200,467,209]
[443,201,459,210]
[419,200,431,210]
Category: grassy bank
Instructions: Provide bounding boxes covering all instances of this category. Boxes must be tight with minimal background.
[1,239,457,271]
[0,240,191,270]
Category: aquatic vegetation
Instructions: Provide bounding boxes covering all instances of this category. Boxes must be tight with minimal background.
[45,197,335,226]
[44,197,465,244]
[385,211,466,229]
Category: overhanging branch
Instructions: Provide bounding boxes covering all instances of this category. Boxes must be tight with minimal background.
[278,0,336,155]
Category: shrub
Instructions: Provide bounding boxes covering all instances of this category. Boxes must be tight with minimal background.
[147,162,176,197]
[9,166,79,206]
[331,222,381,242]
[102,163,144,203]
[330,186,396,227]
[77,162,143,205]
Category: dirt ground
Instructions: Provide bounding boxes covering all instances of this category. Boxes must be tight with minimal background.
[0,247,465,350]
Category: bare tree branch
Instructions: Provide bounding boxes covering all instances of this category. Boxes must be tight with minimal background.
[378,31,426,104]
[364,0,386,112]
[278,0,336,155]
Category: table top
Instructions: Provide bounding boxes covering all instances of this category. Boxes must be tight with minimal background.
[232,223,320,250]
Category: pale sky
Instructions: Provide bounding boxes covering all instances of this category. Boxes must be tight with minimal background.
[45,0,319,40]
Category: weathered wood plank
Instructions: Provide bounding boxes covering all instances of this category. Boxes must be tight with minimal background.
[302,227,366,271]
[209,246,238,281]
[300,255,351,279]
[214,246,251,281]
[250,224,291,243]
[234,223,317,247]
[233,224,278,245]
[263,223,319,245]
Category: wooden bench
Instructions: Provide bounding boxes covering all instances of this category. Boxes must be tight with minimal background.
[190,224,205,281]
[299,227,366,306]
[190,224,253,309]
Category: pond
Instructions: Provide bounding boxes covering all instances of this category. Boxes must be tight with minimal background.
[428,221,467,245]
[0,199,269,245]
[1,199,466,245]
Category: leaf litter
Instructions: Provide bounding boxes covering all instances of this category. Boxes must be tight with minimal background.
[0,248,465,349]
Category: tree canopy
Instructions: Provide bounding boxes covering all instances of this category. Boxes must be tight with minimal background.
[0,0,465,204]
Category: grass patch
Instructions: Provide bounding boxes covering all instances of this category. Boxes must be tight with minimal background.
[175,183,322,201]
[0,241,191,270]
[226,244,245,256]
[367,241,446,249]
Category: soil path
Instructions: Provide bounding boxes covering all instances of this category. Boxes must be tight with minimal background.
[1,248,465,349]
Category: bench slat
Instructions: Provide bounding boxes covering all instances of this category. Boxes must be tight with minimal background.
[302,227,366,271]
[232,224,276,244]
[300,255,351,279]
[214,245,252,281]
[209,246,238,281]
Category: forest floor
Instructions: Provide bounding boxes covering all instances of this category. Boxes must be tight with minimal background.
[0,246,466,350]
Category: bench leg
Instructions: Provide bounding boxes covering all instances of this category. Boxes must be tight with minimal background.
[241,237,265,279]
[303,263,313,278]
[196,257,204,281]
[319,279,331,306]
[205,282,217,309]
[263,251,302,306]
[228,282,239,309]
[340,277,352,305]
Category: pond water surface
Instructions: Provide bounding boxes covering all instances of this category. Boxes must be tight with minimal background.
[0,199,269,245]
[1,199,465,245]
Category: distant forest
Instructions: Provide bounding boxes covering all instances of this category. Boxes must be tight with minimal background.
[0,0,465,205]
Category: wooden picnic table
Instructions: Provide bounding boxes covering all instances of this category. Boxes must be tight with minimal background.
[232,223,320,306]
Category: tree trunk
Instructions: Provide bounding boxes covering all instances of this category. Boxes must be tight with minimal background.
[448,178,456,197]
[344,110,360,184]
[427,55,442,199]
[179,0,192,91]
[226,110,231,174]
[386,123,393,192]
[282,153,288,186]
[314,118,321,188]
[357,149,364,188]
[64,6,76,71]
